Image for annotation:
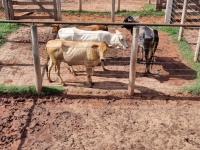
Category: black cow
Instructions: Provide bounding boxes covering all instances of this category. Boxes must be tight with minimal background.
[122,16,159,74]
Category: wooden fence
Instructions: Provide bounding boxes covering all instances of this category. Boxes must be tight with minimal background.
[1,20,199,94]
[2,0,61,20]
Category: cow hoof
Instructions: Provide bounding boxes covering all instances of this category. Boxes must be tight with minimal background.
[72,72,77,76]
[88,82,94,88]
[103,68,109,71]
[144,72,151,76]
[49,80,53,83]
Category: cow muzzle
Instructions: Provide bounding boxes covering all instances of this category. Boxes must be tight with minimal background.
[123,45,128,49]
[100,58,105,62]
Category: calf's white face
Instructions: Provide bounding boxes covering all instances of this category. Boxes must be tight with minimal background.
[114,30,129,49]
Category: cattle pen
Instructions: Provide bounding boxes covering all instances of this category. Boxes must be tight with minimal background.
[0,19,199,96]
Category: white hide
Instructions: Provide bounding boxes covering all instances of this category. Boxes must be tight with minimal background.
[58,27,128,49]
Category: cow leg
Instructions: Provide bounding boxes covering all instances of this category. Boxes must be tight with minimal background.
[55,62,66,86]
[144,39,152,74]
[137,45,144,62]
[86,67,93,88]
[47,59,54,83]
[101,60,107,71]
[68,66,77,76]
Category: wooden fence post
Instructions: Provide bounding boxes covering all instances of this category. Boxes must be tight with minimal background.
[156,0,163,10]
[178,0,188,41]
[117,0,120,11]
[128,27,139,96]
[111,0,115,22]
[7,0,14,19]
[53,0,58,21]
[78,0,82,11]
[194,29,200,62]
[165,0,173,23]
[57,0,62,21]
[31,24,42,93]
[3,0,9,19]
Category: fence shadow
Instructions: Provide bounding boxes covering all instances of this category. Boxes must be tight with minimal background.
[64,80,127,90]
[151,56,197,82]
[17,98,37,150]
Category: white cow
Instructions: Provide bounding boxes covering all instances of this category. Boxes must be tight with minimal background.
[58,27,128,49]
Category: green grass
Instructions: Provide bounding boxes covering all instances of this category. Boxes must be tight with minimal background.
[156,26,200,95]
[62,3,164,17]
[0,23,19,46]
[0,84,64,96]
[62,9,164,17]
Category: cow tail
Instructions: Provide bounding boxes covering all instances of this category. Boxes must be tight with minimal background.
[45,47,49,74]
[45,58,49,74]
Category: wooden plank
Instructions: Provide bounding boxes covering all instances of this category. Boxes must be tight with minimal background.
[30,24,42,93]
[178,0,188,41]
[78,0,82,11]
[175,4,199,9]
[57,0,61,21]
[174,18,200,22]
[32,0,54,18]
[165,0,173,23]
[128,27,139,96]
[13,9,54,12]
[117,0,120,11]
[3,0,9,19]
[15,16,52,20]
[111,0,115,22]
[174,11,200,16]
[194,29,200,62]
[156,0,163,10]
[53,0,58,20]
[8,0,14,19]
[11,1,54,5]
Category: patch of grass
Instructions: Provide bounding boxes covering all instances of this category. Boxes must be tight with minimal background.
[62,10,110,15]
[0,23,19,47]
[156,26,200,95]
[143,3,155,11]
[116,9,164,17]
[62,5,165,17]
[0,84,64,96]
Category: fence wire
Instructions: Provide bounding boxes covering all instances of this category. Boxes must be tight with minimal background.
[0,22,198,95]
[171,0,200,54]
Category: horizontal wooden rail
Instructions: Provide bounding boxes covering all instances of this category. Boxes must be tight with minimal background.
[14,16,52,20]
[12,1,54,5]
[14,9,54,13]
[0,20,199,27]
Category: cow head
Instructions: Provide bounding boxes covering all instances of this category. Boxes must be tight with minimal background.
[87,42,109,62]
[98,42,112,62]
[113,30,128,49]
[121,16,139,34]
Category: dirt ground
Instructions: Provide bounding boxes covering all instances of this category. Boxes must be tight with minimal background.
[1,0,200,149]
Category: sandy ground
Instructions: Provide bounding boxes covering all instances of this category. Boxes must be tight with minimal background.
[1,0,200,149]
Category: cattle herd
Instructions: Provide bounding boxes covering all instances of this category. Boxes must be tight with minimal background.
[46,16,159,87]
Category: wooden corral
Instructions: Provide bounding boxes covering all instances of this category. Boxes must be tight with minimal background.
[156,0,200,23]
[2,0,61,20]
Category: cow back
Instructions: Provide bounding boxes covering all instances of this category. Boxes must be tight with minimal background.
[61,41,101,66]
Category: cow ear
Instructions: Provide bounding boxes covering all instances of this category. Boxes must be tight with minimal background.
[91,45,99,49]
[108,45,114,48]
[115,30,120,34]
[87,44,99,60]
